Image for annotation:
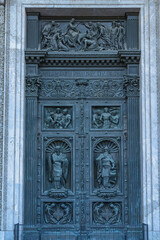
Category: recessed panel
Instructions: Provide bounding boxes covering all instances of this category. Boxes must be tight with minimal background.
[92,106,121,129]
[43,106,73,130]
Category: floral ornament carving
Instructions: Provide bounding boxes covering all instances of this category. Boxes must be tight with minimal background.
[41,19,126,52]
[26,75,42,96]
[123,75,140,96]
[39,79,125,98]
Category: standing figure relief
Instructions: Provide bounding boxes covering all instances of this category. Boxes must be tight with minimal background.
[41,18,126,51]
[96,145,115,188]
[48,146,69,189]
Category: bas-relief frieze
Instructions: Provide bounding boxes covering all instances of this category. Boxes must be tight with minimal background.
[39,79,125,98]
[41,19,126,52]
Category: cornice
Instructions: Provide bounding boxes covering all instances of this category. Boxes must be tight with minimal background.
[25,50,141,67]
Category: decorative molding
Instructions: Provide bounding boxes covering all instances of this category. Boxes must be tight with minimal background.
[25,50,141,67]
[39,78,125,99]
[123,75,139,96]
[25,75,41,97]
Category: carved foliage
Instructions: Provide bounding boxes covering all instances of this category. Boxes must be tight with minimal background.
[92,106,120,129]
[26,75,41,96]
[93,202,122,225]
[44,202,73,224]
[44,138,72,194]
[40,79,125,98]
[44,106,73,129]
[93,138,120,190]
[41,19,126,51]
[123,75,139,96]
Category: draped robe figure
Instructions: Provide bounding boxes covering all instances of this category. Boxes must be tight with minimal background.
[48,146,68,189]
[96,146,115,188]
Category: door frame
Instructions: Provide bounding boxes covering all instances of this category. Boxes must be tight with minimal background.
[1,1,160,239]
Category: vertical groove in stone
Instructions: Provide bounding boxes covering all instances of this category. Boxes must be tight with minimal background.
[24,97,38,224]
[127,97,141,225]
[0,4,5,230]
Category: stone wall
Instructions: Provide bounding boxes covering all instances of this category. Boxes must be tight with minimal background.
[0,0,160,239]
[0,0,5,232]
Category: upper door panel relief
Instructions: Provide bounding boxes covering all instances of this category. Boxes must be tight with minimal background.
[44,106,73,130]
[41,19,126,52]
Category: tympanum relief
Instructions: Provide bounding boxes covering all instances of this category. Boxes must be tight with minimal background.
[92,106,120,129]
[93,202,122,225]
[44,139,72,199]
[41,19,126,51]
[94,139,119,191]
[44,202,73,224]
[44,107,72,129]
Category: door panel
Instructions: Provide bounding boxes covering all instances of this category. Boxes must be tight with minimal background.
[24,14,144,240]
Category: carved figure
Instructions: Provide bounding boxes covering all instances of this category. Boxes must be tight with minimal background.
[110,21,118,49]
[100,107,119,129]
[45,107,72,129]
[64,18,80,49]
[100,107,112,128]
[45,112,55,128]
[48,146,68,189]
[108,203,121,224]
[96,145,115,188]
[59,203,72,224]
[41,19,126,51]
[117,22,125,49]
[93,110,103,128]
[44,203,58,224]
[93,203,106,224]
[60,109,72,128]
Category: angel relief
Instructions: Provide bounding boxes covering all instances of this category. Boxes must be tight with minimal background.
[44,140,71,198]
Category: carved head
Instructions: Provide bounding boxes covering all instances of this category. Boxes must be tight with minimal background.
[71,18,75,23]
[112,21,116,28]
[63,109,68,115]
[104,145,109,152]
[96,110,101,115]
[55,146,61,155]
[56,108,61,114]
[51,21,56,26]
[104,107,109,113]
[50,112,54,118]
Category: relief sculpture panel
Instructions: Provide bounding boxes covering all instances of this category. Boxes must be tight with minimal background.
[44,138,72,199]
[93,138,120,199]
[41,19,126,51]
[92,106,120,129]
[44,202,73,224]
[44,106,72,129]
[93,202,122,225]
